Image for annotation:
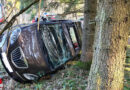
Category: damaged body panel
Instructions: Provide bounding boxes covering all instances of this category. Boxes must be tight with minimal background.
[0,20,82,83]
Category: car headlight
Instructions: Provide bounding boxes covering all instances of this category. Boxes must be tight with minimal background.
[10,28,21,44]
[23,73,38,80]
[1,52,13,72]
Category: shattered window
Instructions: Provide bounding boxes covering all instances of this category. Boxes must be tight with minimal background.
[40,24,71,68]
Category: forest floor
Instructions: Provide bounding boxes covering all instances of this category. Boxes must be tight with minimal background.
[1,47,130,90]
[3,60,89,90]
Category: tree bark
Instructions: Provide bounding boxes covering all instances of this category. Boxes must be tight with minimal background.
[80,0,96,62]
[87,0,129,90]
[80,0,91,62]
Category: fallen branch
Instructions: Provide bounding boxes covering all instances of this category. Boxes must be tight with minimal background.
[0,0,40,35]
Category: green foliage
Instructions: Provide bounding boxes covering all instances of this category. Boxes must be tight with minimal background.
[124,48,130,90]
[30,13,35,20]
[19,0,45,20]
[59,0,83,3]
[64,0,79,12]
[35,83,43,90]
[46,2,60,11]
[18,0,83,19]
[126,58,130,63]
[124,86,130,90]
[74,61,92,70]
[59,0,71,3]
[124,70,130,90]
[19,0,33,9]
[126,49,130,58]
[58,0,84,17]
[19,0,44,13]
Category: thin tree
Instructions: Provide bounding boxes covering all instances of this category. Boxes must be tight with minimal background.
[80,0,91,62]
[87,0,129,90]
[80,0,96,62]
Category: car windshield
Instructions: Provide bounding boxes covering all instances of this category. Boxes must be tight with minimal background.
[0,5,2,18]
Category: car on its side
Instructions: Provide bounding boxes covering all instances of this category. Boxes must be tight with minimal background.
[0,20,82,83]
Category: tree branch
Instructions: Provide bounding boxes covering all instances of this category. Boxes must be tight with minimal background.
[5,0,17,22]
[0,0,40,35]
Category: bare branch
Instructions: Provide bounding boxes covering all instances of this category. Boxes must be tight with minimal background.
[0,0,40,35]
[5,0,17,22]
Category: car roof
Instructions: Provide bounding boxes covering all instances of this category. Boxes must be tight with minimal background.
[22,20,73,28]
[10,20,75,32]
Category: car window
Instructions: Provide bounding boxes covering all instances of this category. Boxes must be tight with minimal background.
[40,24,71,68]
[68,26,79,49]
[69,27,78,44]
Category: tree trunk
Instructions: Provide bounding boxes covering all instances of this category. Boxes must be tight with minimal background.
[80,0,91,62]
[80,0,96,62]
[87,0,129,90]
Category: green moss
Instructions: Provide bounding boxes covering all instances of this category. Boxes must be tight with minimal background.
[74,61,92,70]
[126,58,130,63]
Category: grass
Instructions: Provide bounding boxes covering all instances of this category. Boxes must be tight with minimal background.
[13,64,89,90]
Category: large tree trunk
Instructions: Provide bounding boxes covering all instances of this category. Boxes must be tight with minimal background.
[87,0,129,90]
[80,0,96,62]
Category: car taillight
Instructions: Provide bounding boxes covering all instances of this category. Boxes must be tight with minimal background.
[74,43,78,48]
